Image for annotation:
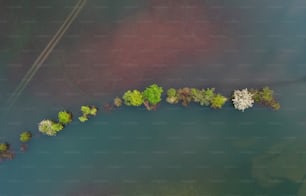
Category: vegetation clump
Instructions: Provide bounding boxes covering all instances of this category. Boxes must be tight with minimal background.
[202,88,216,106]
[0,84,281,162]
[0,142,14,160]
[167,87,227,108]
[142,84,163,110]
[51,122,64,132]
[177,87,193,107]
[20,131,32,143]
[191,88,215,106]
[122,90,144,107]
[232,88,254,112]
[78,105,98,122]
[0,143,9,152]
[210,94,228,109]
[58,111,73,125]
[113,97,123,107]
[38,119,63,136]
[166,88,179,104]
[250,86,280,110]
[78,115,88,122]
[81,105,98,116]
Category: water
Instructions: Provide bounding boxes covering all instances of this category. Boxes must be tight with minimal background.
[1,0,306,195]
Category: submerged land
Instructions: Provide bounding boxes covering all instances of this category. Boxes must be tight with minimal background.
[0,84,280,163]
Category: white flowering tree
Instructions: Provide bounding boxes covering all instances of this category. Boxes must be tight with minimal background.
[38,119,63,136]
[232,88,254,112]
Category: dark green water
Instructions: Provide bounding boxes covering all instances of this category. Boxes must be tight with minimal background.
[1,0,306,195]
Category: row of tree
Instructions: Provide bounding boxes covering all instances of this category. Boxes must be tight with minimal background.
[113,84,279,111]
[0,84,280,162]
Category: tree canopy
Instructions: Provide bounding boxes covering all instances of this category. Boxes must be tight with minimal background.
[79,105,98,122]
[250,87,280,110]
[51,123,64,132]
[38,119,63,136]
[122,90,144,106]
[81,106,91,116]
[167,88,177,97]
[177,88,192,106]
[89,106,98,116]
[142,84,164,105]
[20,131,32,143]
[232,89,254,112]
[78,115,88,122]
[166,88,179,104]
[210,94,227,109]
[190,88,216,106]
[58,111,73,125]
[260,87,274,102]
[0,143,9,152]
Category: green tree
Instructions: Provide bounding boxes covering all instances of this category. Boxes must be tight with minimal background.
[0,143,9,152]
[122,90,144,106]
[210,94,227,109]
[142,84,164,105]
[58,111,73,125]
[89,106,98,116]
[81,106,91,116]
[20,131,32,143]
[78,105,97,122]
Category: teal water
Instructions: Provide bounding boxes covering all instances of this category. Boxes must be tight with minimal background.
[1,0,306,195]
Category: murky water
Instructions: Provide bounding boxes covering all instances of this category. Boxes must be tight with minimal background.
[1,0,306,195]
